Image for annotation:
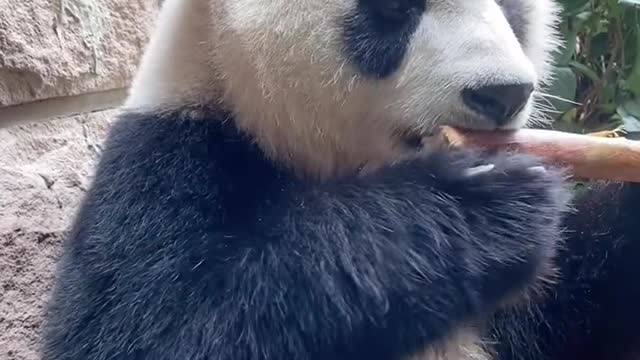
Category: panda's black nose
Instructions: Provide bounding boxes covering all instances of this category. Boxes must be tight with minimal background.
[462,82,534,126]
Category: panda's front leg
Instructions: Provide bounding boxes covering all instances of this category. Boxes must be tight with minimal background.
[546,181,640,360]
[557,181,640,359]
[210,150,570,360]
[488,181,640,360]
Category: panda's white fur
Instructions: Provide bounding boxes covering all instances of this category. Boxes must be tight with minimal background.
[125,0,561,180]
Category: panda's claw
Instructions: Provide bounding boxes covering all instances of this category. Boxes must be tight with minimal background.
[527,165,547,174]
[464,164,495,177]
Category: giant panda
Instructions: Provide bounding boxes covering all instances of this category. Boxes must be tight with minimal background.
[40,0,640,359]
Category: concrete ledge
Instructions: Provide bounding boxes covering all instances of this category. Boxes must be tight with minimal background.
[0,88,127,128]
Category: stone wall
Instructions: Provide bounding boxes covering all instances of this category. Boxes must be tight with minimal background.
[0,1,160,359]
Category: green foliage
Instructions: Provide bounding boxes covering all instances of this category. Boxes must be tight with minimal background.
[548,0,640,135]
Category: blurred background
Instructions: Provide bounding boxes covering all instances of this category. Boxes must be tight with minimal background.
[548,0,640,137]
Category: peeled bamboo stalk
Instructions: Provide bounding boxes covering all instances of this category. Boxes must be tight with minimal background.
[440,126,640,183]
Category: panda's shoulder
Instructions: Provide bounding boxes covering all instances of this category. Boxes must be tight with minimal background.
[81,108,294,231]
[97,108,273,181]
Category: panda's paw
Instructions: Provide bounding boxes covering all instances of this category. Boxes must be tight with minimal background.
[465,163,546,177]
[460,152,572,213]
[463,163,496,177]
[451,152,573,304]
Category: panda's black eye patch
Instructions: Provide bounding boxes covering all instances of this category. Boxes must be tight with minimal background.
[498,0,528,44]
[366,0,425,22]
[342,0,426,79]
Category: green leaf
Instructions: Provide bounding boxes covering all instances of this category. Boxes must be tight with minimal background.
[568,61,600,82]
[620,0,640,7]
[626,29,640,97]
[553,21,579,66]
[559,0,592,15]
[546,67,579,118]
[590,32,609,59]
[619,98,640,117]
[617,100,640,132]
[544,0,640,135]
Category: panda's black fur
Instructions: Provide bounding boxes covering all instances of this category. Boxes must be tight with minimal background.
[489,180,640,360]
[40,0,640,359]
[40,108,640,360]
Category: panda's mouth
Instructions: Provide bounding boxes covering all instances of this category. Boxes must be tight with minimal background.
[393,128,427,150]
[396,124,505,151]
[401,131,425,149]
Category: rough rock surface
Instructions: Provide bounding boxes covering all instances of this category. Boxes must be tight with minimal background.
[0,0,159,106]
[0,112,115,360]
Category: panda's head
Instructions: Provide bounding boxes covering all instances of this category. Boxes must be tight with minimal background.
[127,0,561,179]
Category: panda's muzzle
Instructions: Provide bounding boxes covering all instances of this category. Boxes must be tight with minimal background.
[462,82,534,127]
